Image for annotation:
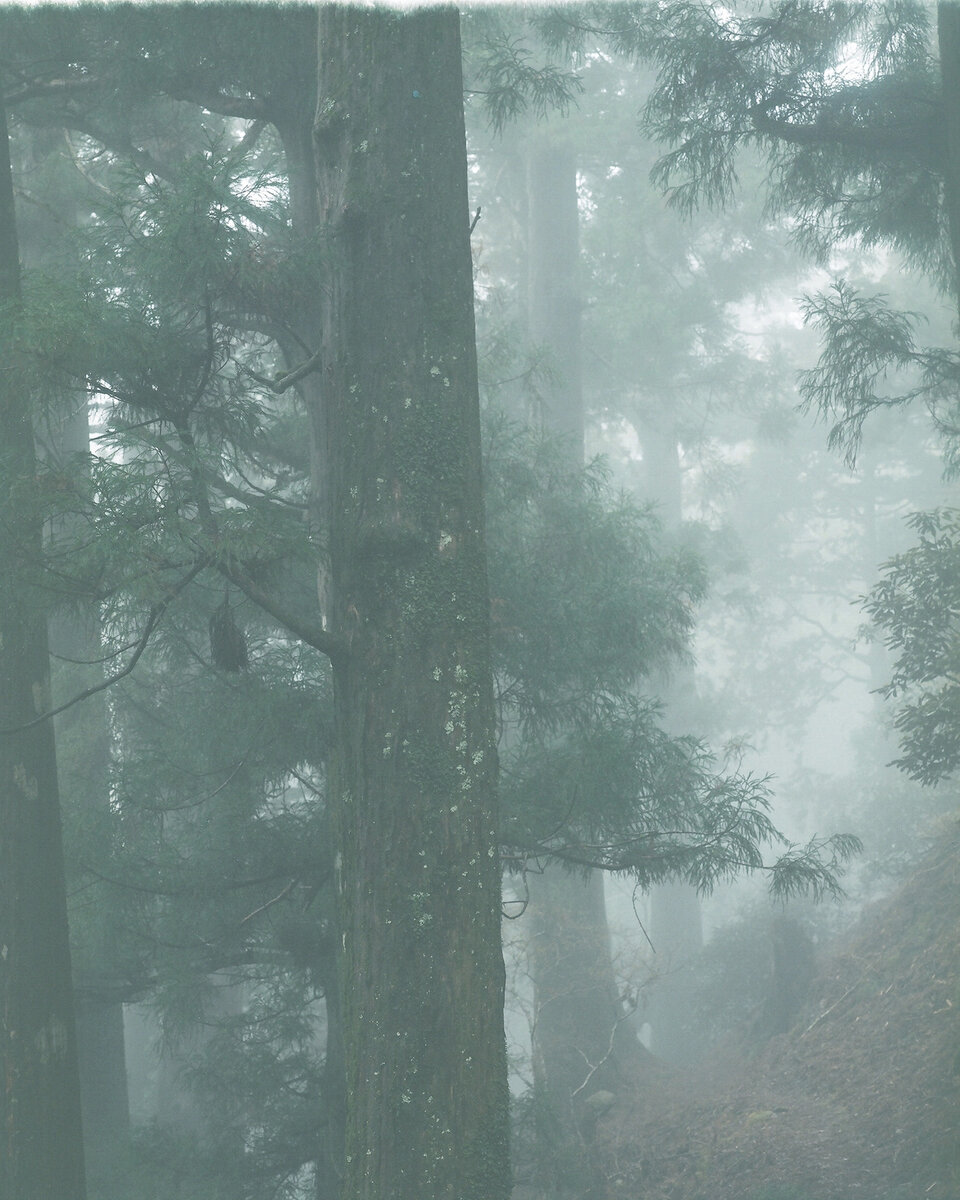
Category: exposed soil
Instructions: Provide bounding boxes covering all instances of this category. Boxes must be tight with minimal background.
[596,819,960,1200]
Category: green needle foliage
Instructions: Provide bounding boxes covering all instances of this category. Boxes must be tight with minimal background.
[627,0,960,797]
[485,418,859,899]
[866,508,960,784]
[0,11,867,1194]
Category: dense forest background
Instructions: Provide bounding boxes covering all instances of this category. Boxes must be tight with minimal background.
[0,4,958,1200]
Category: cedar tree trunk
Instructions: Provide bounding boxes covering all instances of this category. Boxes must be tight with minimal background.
[0,77,87,1200]
[527,142,583,453]
[314,9,510,1200]
[525,139,645,1198]
[632,429,704,1066]
[938,1,960,312]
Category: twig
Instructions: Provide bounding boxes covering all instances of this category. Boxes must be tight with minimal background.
[800,982,859,1037]
[239,879,296,926]
[571,1007,636,1100]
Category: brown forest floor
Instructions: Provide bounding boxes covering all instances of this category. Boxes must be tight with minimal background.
[596,819,960,1200]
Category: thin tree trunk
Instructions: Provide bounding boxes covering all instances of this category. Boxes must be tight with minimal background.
[0,73,87,1200]
[528,870,645,1102]
[314,9,510,1199]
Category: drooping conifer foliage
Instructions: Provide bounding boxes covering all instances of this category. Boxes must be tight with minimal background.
[0,7,869,1199]
[630,0,960,796]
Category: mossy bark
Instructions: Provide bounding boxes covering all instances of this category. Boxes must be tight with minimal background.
[0,77,87,1200]
[314,9,510,1200]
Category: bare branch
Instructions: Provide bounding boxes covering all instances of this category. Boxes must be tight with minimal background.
[3,75,102,107]
[237,347,322,394]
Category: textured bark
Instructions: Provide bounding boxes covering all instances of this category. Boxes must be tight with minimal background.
[314,9,510,1200]
[315,953,346,1200]
[274,63,347,1198]
[0,78,87,1200]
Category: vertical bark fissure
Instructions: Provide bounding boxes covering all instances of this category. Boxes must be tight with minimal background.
[314,9,510,1199]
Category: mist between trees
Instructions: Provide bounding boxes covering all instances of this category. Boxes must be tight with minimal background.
[1,4,959,1200]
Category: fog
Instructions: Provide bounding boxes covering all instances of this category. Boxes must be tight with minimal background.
[0,4,958,1200]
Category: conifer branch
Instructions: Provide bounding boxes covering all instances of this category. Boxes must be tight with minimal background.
[171,417,347,663]
[0,558,209,734]
[237,347,323,394]
[217,563,346,664]
[162,85,268,122]
[2,75,103,107]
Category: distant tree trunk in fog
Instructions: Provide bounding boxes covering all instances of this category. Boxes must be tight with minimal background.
[635,419,705,1065]
[18,121,131,1174]
[527,143,583,448]
[938,3,960,318]
[525,137,645,1197]
[48,406,130,1170]
[155,974,245,1136]
[0,77,87,1200]
[314,9,510,1199]
[527,865,646,1099]
[645,882,703,1062]
[751,916,814,1040]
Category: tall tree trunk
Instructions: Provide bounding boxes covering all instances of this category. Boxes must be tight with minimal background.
[0,76,87,1200]
[47,421,130,1174]
[528,870,638,1106]
[527,143,583,451]
[275,86,346,1200]
[938,2,960,314]
[18,121,131,1172]
[645,882,703,1063]
[634,419,705,1066]
[525,138,644,1199]
[313,9,510,1200]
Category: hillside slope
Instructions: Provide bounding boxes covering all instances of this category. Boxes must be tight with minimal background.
[599,820,960,1200]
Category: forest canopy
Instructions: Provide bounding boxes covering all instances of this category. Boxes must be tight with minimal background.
[2,5,957,1200]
